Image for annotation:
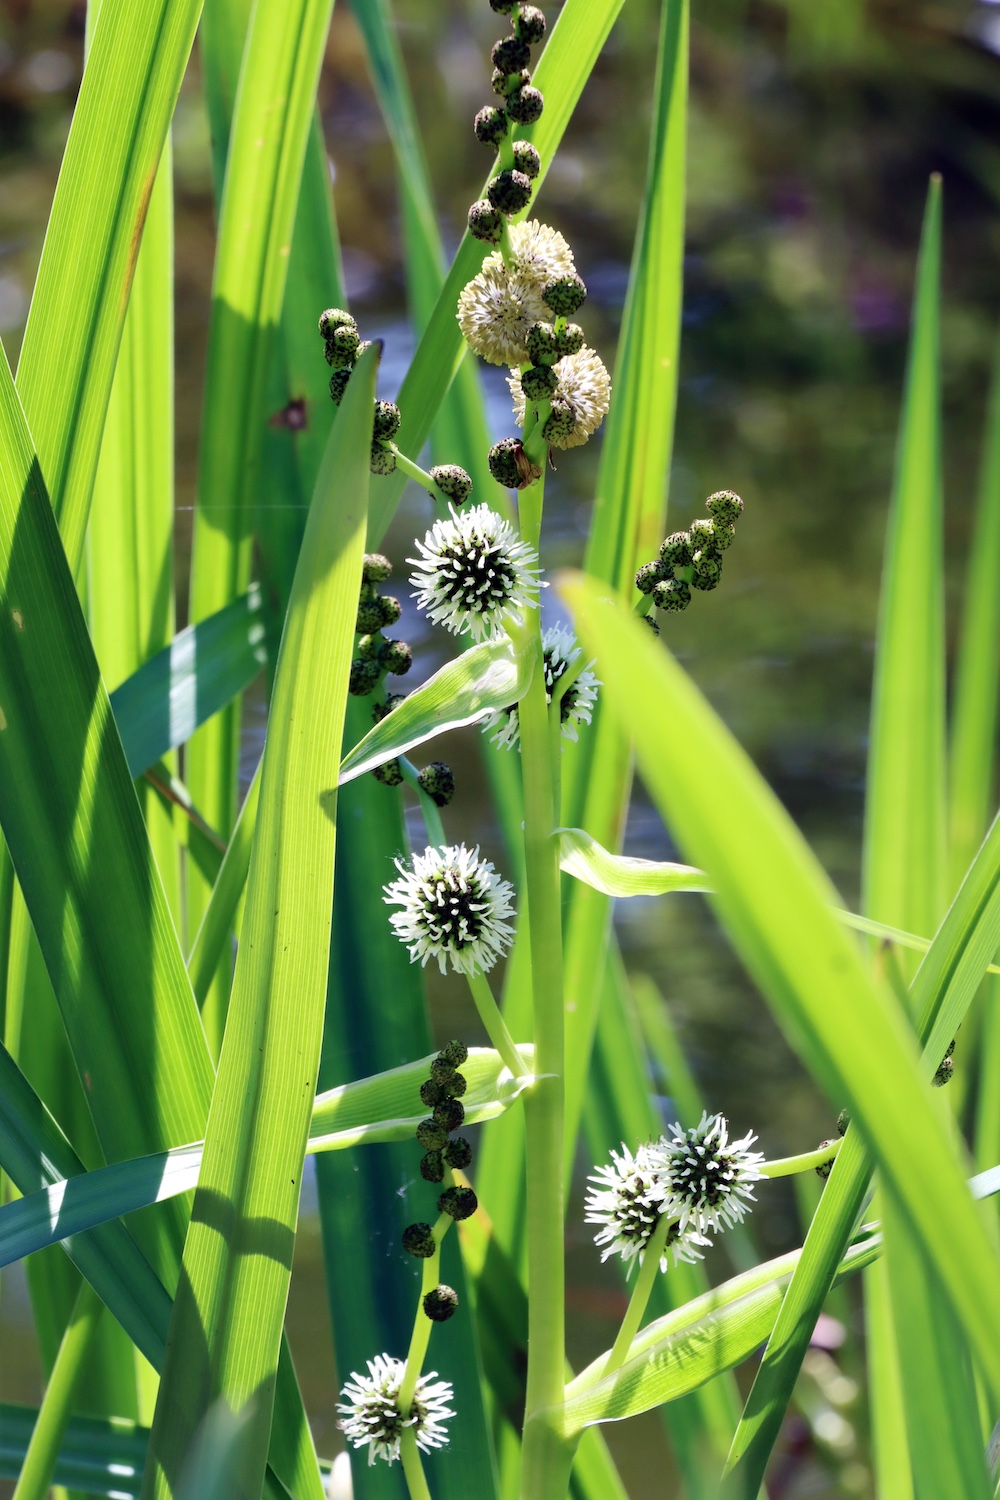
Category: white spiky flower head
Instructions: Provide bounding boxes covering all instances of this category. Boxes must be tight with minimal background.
[457,222,577,366]
[337,1354,454,1467]
[653,1112,765,1236]
[409,503,540,640]
[482,623,600,750]
[508,345,612,450]
[384,843,516,976]
[584,1143,710,1276]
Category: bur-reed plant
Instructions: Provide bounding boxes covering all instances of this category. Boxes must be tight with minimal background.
[2,1,1000,1499]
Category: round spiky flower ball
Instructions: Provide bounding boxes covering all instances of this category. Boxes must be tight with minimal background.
[584,1143,709,1276]
[409,504,540,640]
[653,1112,765,1236]
[483,624,599,750]
[457,261,549,366]
[337,1354,455,1467]
[504,220,576,289]
[384,843,516,976]
[508,346,611,449]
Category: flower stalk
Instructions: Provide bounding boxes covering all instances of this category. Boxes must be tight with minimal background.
[601,1210,673,1379]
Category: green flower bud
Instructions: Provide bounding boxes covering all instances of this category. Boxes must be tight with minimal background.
[486,168,533,216]
[438,1185,478,1221]
[642,614,661,636]
[379,638,413,676]
[489,0,515,12]
[488,436,524,488]
[363,553,393,582]
[491,35,530,73]
[526,321,560,365]
[373,400,401,441]
[513,140,541,179]
[443,1136,472,1169]
[433,1096,465,1132]
[372,757,404,787]
[402,1222,436,1258]
[325,323,361,368]
[542,273,587,317]
[653,577,691,612]
[420,1078,443,1108]
[417,760,455,807]
[706,489,744,527]
[377,595,403,628]
[553,322,584,358]
[836,1108,851,1136]
[468,198,505,244]
[329,368,352,406]
[492,66,529,95]
[520,364,559,401]
[349,659,381,696]
[815,1140,837,1180]
[516,5,546,43]
[429,464,473,504]
[370,441,397,477]
[635,560,668,594]
[373,692,406,723]
[443,1070,467,1099]
[416,1118,449,1151]
[356,598,384,634]
[543,401,576,445]
[430,1057,457,1088]
[474,105,508,146]
[712,521,736,551]
[439,1040,469,1067]
[318,307,356,340]
[934,1050,955,1087]
[659,531,693,567]
[506,84,544,125]
[691,551,722,590]
[420,1150,445,1183]
[423,1285,459,1322]
[357,633,380,661]
[688,517,721,556]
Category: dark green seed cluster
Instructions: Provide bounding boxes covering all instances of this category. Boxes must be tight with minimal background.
[423,1284,460,1322]
[634,491,745,619]
[352,558,418,794]
[429,464,474,506]
[814,1139,838,1180]
[488,436,541,491]
[933,1038,956,1088]
[467,0,547,242]
[403,1043,478,1264]
[316,305,408,477]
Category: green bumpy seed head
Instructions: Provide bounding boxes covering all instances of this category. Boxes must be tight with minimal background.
[416,1118,449,1151]
[520,364,559,401]
[506,85,544,125]
[357,633,380,661]
[402,1222,436,1258]
[349,659,381,696]
[553,322,584,358]
[439,1040,469,1067]
[377,595,402,628]
[356,598,385,634]
[836,1108,851,1136]
[325,323,361,368]
[659,531,694,567]
[429,465,473,504]
[653,577,692,612]
[373,401,401,441]
[329,368,352,405]
[488,437,524,488]
[712,521,736,551]
[491,35,531,72]
[420,1078,443,1108]
[706,489,744,527]
[438,1185,478,1221]
[318,307,356,340]
[814,1140,837,1180]
[643,614,661,636]
[420,1151,445,1183]
[542,273,587,318]
[934,1055,955,1087]
[691,551,723,590]
[433,1097,465,1132]
[363,553,393,582]
[372,757,404,787]
[635,560,668,595]
[370,442,397,477]
[423,1285,460,1322]
[468,198,505,244]
[474,105,508,146]
[417,761,455,808]
[379,638,413,677]
[443,1136,472,1169]
[688,517,721,556]
[492,66,529,95]
[430,1057,457,1088]
[372,693,405,724]
[516,5,546,43]
[489,0,515,12]
[543,401,576,445]
[526,321,560,365]
[486,169,533,216]
[513,140,541,179]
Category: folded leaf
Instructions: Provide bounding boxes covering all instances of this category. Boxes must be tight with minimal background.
[558,827,709,897]
[339,635,534,784]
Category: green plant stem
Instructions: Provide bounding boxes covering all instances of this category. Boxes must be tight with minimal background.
[13,1278,103,1500]
[761,1142,841,1178]
[466,968,528,1080]
[499,218,515,265]
[399,1427,433,1500]
[601,1212,672,1379]
[399,1209,452,1415]
[390,446,450,508]
[400,756,447,846]
[499,135,515,172]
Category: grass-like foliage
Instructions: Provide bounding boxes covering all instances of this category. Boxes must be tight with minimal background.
[1,0,1000,1497]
